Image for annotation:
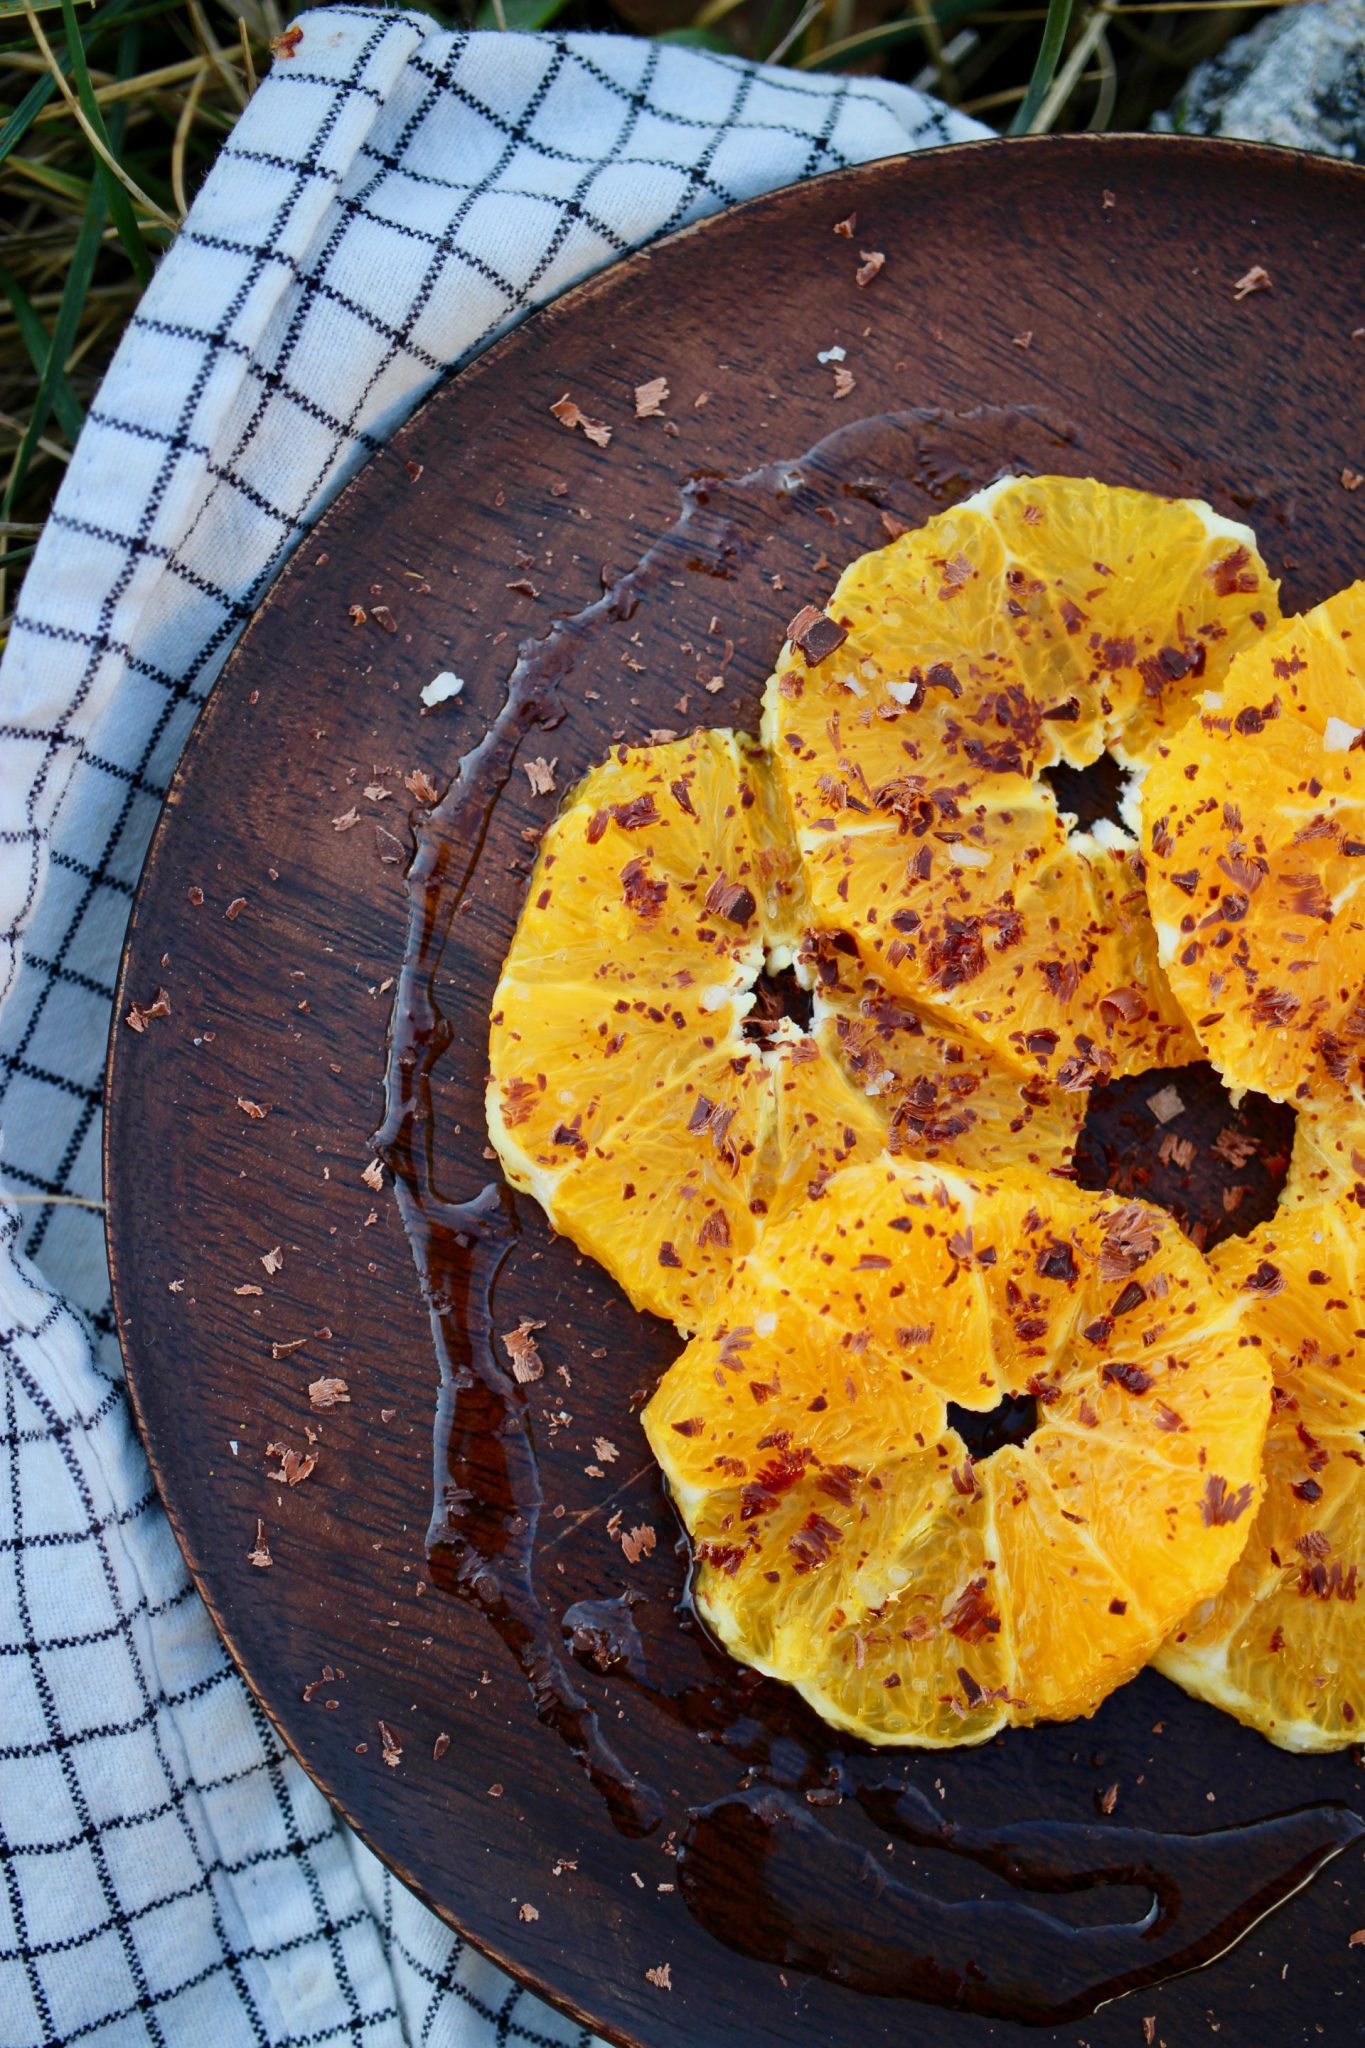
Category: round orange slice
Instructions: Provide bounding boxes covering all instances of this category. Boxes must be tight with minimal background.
[1141,582,1365,1115]
[644,1156,1270,1746]
[763,475,1279,1089]
[487,731,886,1330]
[1156,1116,1365,1750]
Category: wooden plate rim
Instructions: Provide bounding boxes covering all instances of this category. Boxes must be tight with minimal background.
[103,129,1365,2047]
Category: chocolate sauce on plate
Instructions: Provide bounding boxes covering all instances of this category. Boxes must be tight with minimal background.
[681,1785,1362,2023]
[376,407,1364,2021]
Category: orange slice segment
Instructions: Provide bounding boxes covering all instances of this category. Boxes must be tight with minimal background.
[1142,582,1365,1114]
[763,476,1279,1088]
[644,1156,1269,1745]
[487,731,886,1328]
[1157,1152,1365,1750]
[812,975,1084,1178]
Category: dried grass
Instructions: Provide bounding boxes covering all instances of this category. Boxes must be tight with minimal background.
[0,0,1263,640]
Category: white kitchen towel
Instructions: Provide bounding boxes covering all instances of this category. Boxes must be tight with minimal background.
[0,14,983,2044]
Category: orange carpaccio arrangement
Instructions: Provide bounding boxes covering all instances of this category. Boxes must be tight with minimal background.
[487,475,1365,1752]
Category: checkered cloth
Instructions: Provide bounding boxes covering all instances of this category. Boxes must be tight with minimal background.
[0,15,982,2043]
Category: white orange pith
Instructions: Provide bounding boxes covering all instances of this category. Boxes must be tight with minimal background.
[1142,582,1365,1117]
[643,1158,1269,1745]
[763,475,1279,1088]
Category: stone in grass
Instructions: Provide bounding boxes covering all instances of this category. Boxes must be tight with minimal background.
[1156,0,1363,160]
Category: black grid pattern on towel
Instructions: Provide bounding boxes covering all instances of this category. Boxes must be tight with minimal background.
[0,15,979,2041]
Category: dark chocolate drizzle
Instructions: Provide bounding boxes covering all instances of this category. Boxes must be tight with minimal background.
[681,1785,1364,2024]
[377,406,1364,2019]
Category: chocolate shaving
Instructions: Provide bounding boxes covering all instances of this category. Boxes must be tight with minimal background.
[1096,1202,1160,1279]
[703,874,756,926]
[550,393,612,447]
[621,1524,657,1564]
[927,915,986,992]
[686,1093,738,1160]
[1208,545,1262,599]
[696,1210,731,1249]
[1251,987,1300,1026]
[125,987,171,1033]
[265,1441,317,1486]
[1202,1474,1254,1526]
[957,1667,987,1710]
[1233,695,1280,733]
[1231,264,1272,301]
[786,604,848,666]
[1098,985,1145,1026]
[1102,1359,1153,1395]
[1298,1560,1358,1601]
[1217,850,1266,895]
[502,1319,546,1383]
[1145,1085,1185,1125]
[621,857,668,919]
[945,1575,1000,1641]
[633,376,669,419]
[950,1458,980,1499]
[787,1511,842,1572]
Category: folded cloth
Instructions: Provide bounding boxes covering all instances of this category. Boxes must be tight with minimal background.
[0,16,983,2043]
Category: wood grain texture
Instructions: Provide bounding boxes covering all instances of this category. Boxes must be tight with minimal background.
[106,136,1365,2048]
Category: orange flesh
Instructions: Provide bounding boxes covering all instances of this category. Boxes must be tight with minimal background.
[480,476,1317,1745]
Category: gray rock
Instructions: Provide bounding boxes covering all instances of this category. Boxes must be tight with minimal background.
[1158,0,1364,159]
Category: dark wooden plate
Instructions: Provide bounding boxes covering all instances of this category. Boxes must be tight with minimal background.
[106,136,1365,2048]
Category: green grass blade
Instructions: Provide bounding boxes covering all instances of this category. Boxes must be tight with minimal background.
[57,0,156,285]
[0,261,84,444]
[6,154,98,205]
[0,21,142,517]
[1,175,106,517]
[755,0,795,60]
[797,0,986,70]
[0,0,139,175]
[653,24,731,43]
[474,0,573,27]
[1009,0,1076,132]
[0,72,60,174]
